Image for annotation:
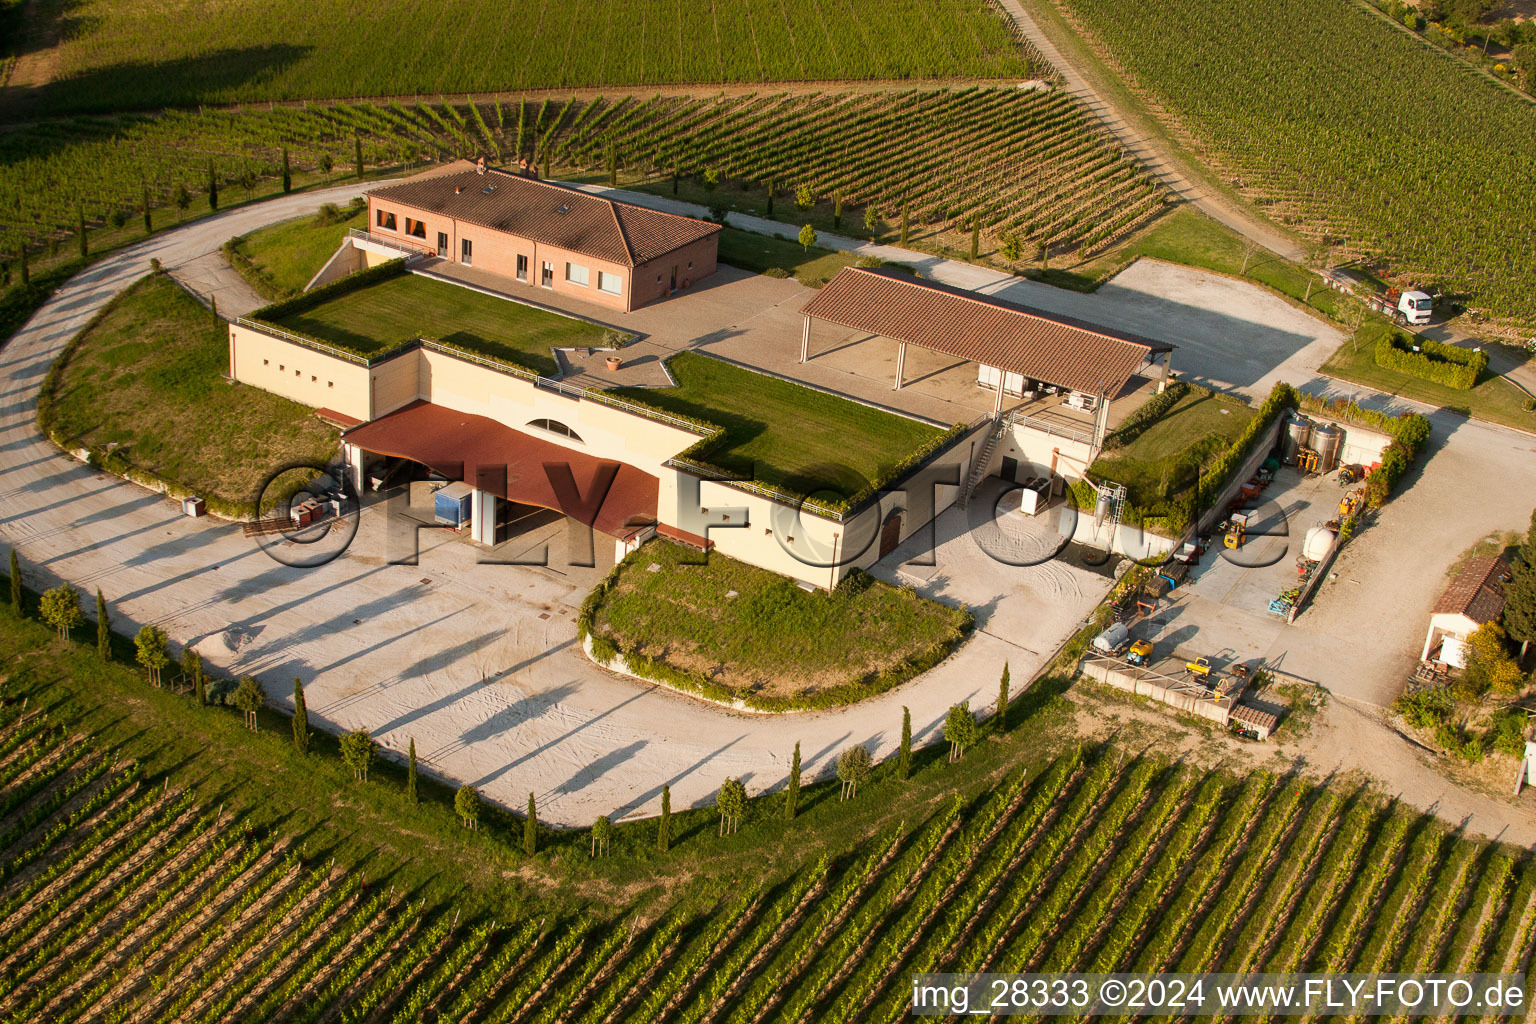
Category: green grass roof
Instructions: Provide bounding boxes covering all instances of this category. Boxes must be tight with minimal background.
[614,351,944,500]
[268,272,608,376]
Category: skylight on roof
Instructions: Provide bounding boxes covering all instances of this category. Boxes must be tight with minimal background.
[482,185,496,194]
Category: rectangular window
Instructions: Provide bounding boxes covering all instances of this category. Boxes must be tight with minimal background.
[516,254,528,282]
[598,272,623,296]
[565,262,590,287]
[541,261,553,288]
[461,238,472,266]
[405,217,426,239]
[375,209,396,231]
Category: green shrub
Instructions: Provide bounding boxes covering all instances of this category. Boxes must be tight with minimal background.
[1392,687,1453,729]
[1489,710,1529,758]
[1373,330,1485,389]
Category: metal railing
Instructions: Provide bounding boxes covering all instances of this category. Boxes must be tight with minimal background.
[1009,410,1096,447]
[347,228,433,259]
[233,317,371,365]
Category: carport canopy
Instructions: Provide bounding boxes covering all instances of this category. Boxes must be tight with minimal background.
[799,267,1174,400]
[343,400,658,536]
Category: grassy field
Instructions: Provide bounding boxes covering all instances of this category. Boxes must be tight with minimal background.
[1322,321,1536,432]
[616,351,945,499]
[227,203,367,299]
[268,272,608,374]
[2,589,1532,1023]
[589,541,972,703]
[1092,386,1255,510]
[1054,0,1536,322]
[40,273,339,506]
[34,0,1037,112]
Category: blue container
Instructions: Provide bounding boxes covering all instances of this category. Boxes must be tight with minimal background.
[433,482,473,527]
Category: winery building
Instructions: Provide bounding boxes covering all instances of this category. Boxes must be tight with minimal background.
[363,160,721,312]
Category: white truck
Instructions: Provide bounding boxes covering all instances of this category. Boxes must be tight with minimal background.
[1318,271,1433,326]
[1365,288,1434,326]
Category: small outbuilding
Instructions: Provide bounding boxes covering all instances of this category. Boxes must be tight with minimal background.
[1422,553,1513,667]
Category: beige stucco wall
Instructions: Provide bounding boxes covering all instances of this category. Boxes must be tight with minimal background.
[1006,422,1097,481]
[227,323,371,419]
[416,349,701,475]
[370,350,422,419]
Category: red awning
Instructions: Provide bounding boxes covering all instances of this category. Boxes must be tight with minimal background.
[344,400,658,536]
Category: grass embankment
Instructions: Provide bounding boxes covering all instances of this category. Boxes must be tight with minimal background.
[226,203,367,299]
[1322,320,1536,432]
[1092,385,1255,512]
[268,272,607,375]
[586,541,974,705]
[615,350,944,499]
[40,273,339,507]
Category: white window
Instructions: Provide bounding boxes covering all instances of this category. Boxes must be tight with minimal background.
[598,271,623,296]
[565,262,590,287]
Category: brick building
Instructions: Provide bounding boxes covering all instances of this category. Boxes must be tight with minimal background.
[365,160,721,312]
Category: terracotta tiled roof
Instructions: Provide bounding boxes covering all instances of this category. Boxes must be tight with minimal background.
[343,400,658,537]
[801,267,1173,397]
[1433,554,1512,624]
[367,163,719,268]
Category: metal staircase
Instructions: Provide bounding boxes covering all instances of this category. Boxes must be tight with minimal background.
[957,417,1006,510]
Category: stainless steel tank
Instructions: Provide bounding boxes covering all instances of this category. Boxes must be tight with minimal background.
[1312,423,1342,473]
[1283,416,1313,464]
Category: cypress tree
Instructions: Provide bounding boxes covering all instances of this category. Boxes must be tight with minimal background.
[9,550,20,614]
[95,588,109,662]
[899,202,910,247]
[281,148,292,193]
[657,785,671,852]
[210,296,219,327]
[354,135,364,179]
[785,742,801,821]
[524,792,538,855]
[970,220,980,261]
[833,193,843,230]
[18,245,27,286]
[765,178,774,217]
[207,160,218,211]
[407,738,419,805]
[292,678,310,754]
[142,187,152,233]
[191,650,205,705]
[898,706,912,780]
[77,207,87,258]
[997,662,1010,730]
[671,165,679,195]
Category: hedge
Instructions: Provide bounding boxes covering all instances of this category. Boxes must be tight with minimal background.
[1102,380,1189,450]
[1193,381,1300,517]
[1373,330,1486,390]
[577,542,974,713]
[248,256,407,329]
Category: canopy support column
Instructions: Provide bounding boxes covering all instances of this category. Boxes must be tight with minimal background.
[1157,351,1173,393]
[894,341,907,390]
[800,315,811,363]
[992,378,1005,416]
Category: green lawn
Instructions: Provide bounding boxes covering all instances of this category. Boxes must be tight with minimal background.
[1322,321,1536,433]
[590,541,972,705]
[43,273,339,508]
[716,226,862,288]
[1091,386,1255,509]
[228,203,366,299]
[615,351,944,499]
[268,272,610,375]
